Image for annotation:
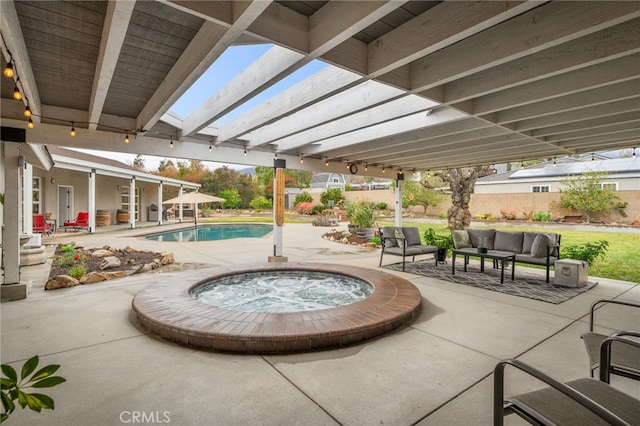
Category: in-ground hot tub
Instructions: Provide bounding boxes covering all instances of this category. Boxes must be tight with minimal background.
[132,263,422,354]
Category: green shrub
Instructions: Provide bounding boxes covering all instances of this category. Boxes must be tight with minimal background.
[249,196,272,210]
[311,204,328,215]
[345,202,375,228]
[423,228,453,249]
[68,265,86,279]
[60,244,74,253]
[561,240,609,264]
[533,211,551,222]
[369,236,382,246]
[374,202,388,210]
[438,212,447,219]
[320,188,344,207]
[293,191,313,207]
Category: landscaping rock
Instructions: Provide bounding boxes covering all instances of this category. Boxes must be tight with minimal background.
[45,275,79,290]
[100,256,122,270]
[80,271,126,284]
[92,249,114,257]
[158,252,174,265]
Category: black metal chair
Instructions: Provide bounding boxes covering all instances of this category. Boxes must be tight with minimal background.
[494,358,640,426]
[581,299,640,383]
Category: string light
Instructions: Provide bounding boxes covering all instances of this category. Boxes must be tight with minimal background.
[208,141,212,152]
[325,158,329,167]
[23,105,31,118]
[169,137,173,149]
[124,132,130,144]
[3,61,14,78]
[70,122,76,137]
[382,165,385,173]
[244,147,247,156]
[27,118,34,129]
[591,153,595,161]
[364,163,368,172]
[300,155,304,164]
[274,152,278,160]
[13,84,22,100]
[633,148,636,159]
[553,157,557,167]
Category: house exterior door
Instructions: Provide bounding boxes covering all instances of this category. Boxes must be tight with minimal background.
[58,185,74,222]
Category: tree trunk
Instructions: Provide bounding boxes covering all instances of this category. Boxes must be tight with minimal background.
[440,167,485,230]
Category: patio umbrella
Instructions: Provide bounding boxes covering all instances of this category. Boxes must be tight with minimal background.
[163,192,225,227]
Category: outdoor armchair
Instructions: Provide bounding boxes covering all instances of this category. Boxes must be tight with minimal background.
[494,358,640,426]
[63,211,89,231]
[32,213,52,235]
[379,226,437,271]
[581,298,640,383]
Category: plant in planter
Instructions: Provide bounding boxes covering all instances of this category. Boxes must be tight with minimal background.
[345,202,375,237]
[561,240,609,265]
[424,228,453,263]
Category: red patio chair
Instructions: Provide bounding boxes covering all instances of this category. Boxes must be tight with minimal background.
[63,211,89,231]
[32,213,52,235]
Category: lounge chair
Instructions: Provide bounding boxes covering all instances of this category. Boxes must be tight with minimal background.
[494,358,640,426]
[379,226,437,271]
[32,213,52,235]
[581,298,640,383]
[63,211,89,231]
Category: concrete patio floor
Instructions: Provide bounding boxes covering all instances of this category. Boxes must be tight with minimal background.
[2,222,638,426]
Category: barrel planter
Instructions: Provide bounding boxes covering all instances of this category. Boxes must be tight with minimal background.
[96,210,111,227]
[116,209,129,224]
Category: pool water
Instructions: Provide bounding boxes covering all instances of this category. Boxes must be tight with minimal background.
[145,224,272,242]
[191,271,373,313]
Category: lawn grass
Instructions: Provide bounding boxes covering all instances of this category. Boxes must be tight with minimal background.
[391,222,640,283]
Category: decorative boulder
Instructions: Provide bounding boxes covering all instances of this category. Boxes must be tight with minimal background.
[100,256,122,270]
[158,252,174,265]
[81,271,126,284]
[92,249,114,258]
[45,275,80,290]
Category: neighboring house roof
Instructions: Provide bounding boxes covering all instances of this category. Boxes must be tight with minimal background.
[46,146,200,189]
[310,173,345,184]
[478,157,640,183]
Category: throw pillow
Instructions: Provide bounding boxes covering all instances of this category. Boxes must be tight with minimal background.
[451,230,471,249]
[466,229,496,249]
[382,227,399,248]
[530,234,548,258]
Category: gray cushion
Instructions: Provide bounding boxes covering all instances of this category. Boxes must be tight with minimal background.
[382,227,400,248]
[466,229,495,249]
[451,230,471,249]
[494,231,524,253]
[384,246,424,256]
[402,227,422,246]
[522,232,538,254]
[530,234,548,258]
[515,253,557,265]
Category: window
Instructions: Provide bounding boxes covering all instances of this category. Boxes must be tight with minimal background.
[32,177,41,213]
[531,185,550,193]
[121,187,140,221]
[600,182,618,191]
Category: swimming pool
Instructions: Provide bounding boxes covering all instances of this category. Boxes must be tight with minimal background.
[144,224,272,242]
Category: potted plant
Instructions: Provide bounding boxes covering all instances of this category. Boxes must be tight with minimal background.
[424,228,453,263]
[346,202,375,237]
[200,206,212,217]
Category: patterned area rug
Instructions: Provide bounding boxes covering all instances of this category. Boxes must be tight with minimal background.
[382,260,597,304]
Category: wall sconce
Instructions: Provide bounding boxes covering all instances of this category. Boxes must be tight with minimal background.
[117,185,121,190]
[50,178,55,184]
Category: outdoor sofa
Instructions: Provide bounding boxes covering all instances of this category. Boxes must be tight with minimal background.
[451,229,561,283]
[379,226,437,271]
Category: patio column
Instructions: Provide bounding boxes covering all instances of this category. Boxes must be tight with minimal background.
[129,177,135,229]
[88,169,96,233]
[395,173,403,226]
[22,162,33,234]
[178,185,183,222]
[269,159,287,262]
[1,142,25,298]
[157,181,163,225]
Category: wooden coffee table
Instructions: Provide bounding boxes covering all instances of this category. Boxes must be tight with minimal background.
[452,248,516,284]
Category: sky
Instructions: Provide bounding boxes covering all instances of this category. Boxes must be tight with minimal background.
[75,44,328,172]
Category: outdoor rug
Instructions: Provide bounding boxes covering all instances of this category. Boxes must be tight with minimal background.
[382,260,597,304]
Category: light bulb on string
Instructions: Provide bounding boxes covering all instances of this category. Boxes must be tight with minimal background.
[325,158,329,167]
[70,122,76,137]
[27,118,34,129]
[244,147,247,156]
[13,84,22,100]
[169,137,173,149]
[3,61,14,78]
[633,148,636,159]
[209,141,212,152]
[300,155,304,164]
[24,105,31,118]
[124,132,130,144]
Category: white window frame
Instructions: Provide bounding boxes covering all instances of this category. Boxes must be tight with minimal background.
[531,185,550,193]
[32,177,42,213]
[600,182,618,191]
[121,187,140,221]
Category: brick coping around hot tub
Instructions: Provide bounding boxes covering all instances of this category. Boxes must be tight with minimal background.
[132,262,422,354]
